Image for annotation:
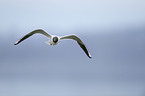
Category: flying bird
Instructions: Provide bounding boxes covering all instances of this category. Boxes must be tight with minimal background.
[14,29,92,58]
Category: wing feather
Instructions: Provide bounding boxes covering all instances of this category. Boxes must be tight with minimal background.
[14,29,51,45]
[60,35,91,58]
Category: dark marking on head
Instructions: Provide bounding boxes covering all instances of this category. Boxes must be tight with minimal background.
[53,37,58,43]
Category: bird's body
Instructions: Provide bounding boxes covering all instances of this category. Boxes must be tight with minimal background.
[45,35,60,45]
[14,29,92,58]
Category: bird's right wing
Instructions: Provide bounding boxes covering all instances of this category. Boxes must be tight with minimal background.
[14,29,51,45]
[60,35,92,58]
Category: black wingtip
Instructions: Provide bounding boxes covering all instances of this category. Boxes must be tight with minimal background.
[14,41,19,45]
[88,53,92,59]
[14,43,18,45]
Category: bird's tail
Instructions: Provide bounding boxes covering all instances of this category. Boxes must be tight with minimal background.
[45,41,52,45]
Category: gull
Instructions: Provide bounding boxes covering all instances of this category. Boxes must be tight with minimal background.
[14,29,92,58]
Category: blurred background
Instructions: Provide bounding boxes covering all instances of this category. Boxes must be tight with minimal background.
[0,0,145,96]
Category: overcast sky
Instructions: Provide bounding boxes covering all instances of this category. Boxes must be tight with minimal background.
[0,0,145,35]
[0,0,145,96]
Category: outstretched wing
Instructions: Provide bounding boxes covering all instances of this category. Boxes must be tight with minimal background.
[60,35,92,58]
[14,29,51,45]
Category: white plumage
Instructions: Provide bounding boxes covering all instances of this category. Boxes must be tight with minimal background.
[14,29,92,58]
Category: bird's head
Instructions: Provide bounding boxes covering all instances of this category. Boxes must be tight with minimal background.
[53,36,58,43]
[49,36,60,45]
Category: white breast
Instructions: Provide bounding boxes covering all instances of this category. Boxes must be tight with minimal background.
[51,35,60,45]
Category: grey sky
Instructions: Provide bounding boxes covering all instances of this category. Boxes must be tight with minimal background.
[0,0,145,96]
[1,0,145,35]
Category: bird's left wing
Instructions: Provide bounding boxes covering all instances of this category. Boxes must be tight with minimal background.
[60,35,92,58]
[14,29,51,45]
